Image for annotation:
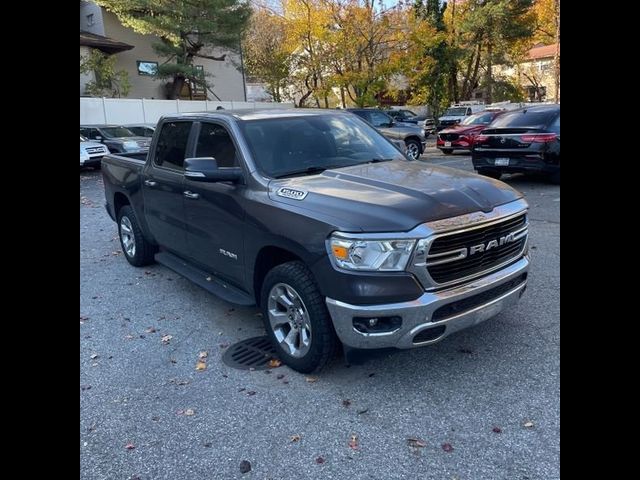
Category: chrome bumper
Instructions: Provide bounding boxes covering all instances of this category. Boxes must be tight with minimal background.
[325,255,529,349]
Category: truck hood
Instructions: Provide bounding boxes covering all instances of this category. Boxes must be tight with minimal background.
[438,115,464,122]
[268,161,523,232]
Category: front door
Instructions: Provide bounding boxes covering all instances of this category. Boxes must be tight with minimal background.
[183,121,246,287]
[142,120,194,257]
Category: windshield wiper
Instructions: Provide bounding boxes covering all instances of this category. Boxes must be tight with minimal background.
[364,158,394,164]
[275,165,345,179]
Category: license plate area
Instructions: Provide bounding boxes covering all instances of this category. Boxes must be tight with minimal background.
[495,158,509,166]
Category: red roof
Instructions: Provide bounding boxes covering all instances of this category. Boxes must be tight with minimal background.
[527,43,558,60]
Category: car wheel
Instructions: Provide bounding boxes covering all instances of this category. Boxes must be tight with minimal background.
[441,148,453,155]
[404,139,421,160]
[261,261,338,373]
[117,205,156,267]
[477,168,502,180]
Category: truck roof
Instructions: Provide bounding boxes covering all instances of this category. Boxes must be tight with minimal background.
[160,108,349,122]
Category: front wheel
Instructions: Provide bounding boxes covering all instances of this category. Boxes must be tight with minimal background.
[261,261,338,373]
[404,139,421,160]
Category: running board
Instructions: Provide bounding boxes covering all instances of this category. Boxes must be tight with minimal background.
[155,251,255,306]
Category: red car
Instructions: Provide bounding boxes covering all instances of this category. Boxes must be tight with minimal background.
[437,110,506,154]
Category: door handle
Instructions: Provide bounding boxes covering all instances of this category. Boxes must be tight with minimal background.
[183,191,200,199]
[144,180,158,187]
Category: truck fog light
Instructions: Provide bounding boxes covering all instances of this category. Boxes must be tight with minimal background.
[368,318,378,327]
[353,316,402,334]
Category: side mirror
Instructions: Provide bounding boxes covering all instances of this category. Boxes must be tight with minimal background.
[184,157,243,183]
[95,136,103,141]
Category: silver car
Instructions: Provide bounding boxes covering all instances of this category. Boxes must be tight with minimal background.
[80,135,109,168]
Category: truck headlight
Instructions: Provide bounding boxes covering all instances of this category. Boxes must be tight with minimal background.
[123,141,139,150]
[328,234,416,271]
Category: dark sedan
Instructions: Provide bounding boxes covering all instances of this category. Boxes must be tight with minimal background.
[472,105,560,184]
[437,110,506,154]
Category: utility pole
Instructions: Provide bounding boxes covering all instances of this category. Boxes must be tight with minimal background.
[239,33,247,102]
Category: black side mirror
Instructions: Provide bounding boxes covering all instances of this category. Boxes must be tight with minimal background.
[184,157,243,183]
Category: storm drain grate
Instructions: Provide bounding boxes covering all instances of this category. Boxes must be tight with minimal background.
[222,336,279,370]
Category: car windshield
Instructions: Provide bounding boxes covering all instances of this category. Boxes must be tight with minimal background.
[490,110,558,128]
[80,135,87,142]
[239,114,406,178]
[443,107,468,116]
[401,110,417,117]
[461,112,496,125]
[100,127,136,138]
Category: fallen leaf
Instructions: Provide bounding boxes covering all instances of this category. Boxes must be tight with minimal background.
[195,361,207,371]
[219,343,229,348]
[342,399,351,408]
[305,376,318,383]
[170,358,177,364]
[151,416,160,421]
[357,409,368,415]
[124,334,135,340]
[276,374,285,380]
[368,373,375,377]
[492,426,502,433]
[407,437,427,448]
[198,351,208,359]
[268,359,282,368]
[282,380,289,384]
[161,335,173,344]
[176,409,184,415]
[125,443,135,450]
[203,442,212,448]
[264,370,271,374]
[442,443,454,453]
[315,456,325,464]
[184,409,195,416]
[238,388,246,392]
[80,315,90,321]
[80,385,92,391]
[145,327,157,333]
[247,391,256,396]
[290,435,301,442]
[90,354,99,360]
[523,421,534,428]
[458,348,473,354]
[348,434,359,450]
[239,460,251,474]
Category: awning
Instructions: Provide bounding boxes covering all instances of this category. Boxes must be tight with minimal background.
[80,30,134,54]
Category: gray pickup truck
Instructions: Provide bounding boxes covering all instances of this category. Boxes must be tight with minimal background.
[102,109,530,373]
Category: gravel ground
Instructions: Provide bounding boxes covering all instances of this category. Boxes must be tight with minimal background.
[80,150,559,480]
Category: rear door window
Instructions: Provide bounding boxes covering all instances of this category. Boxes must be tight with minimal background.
[153,121,193,171]
[195,122,238,168]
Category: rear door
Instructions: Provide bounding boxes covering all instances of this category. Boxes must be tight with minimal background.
[183,121,246,287]
[142,120,195,257]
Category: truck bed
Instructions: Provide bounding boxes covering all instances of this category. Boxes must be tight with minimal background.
[101,152,148,223]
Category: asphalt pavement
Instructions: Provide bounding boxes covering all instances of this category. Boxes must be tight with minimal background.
[80,148,559,480]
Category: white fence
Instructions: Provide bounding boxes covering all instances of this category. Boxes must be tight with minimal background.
[80,97,295,125]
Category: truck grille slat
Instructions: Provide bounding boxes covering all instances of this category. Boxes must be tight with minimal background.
[427,214,527,284]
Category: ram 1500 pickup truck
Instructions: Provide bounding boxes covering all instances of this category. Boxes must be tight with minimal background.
[102,109,530,373]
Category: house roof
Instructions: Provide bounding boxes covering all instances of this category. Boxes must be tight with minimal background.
[80,30,134,54]
[527,43,558,60]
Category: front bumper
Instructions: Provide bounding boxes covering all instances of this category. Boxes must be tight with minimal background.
[326,255,529,349]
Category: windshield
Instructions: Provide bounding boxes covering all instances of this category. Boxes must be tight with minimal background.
[401,110,417,117]
[239,114,406,178]
[443,107,467,116]
[461,112,496,126]
[80,135,87,142]
[490,110,558,128]
[99,127,136,138]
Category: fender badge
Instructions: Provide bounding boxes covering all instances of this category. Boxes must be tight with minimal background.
[277,187,308,200]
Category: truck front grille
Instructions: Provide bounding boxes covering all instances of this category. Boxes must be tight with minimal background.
[439,133,460,141]
[426,213,527,285]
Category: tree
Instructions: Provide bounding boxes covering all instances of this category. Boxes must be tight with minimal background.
[244,8,293,102]
[95,0,251,99]
[80,50,131,98]
[553,0,559,103]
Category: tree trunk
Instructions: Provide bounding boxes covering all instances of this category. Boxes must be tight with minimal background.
[485,42,493,104]
[554,0,560,103]
[340,86,346,108]
[168,75,186,100]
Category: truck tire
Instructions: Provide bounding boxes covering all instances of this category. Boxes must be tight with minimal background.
[117,205,156,267]
[404,139,421,160]
[477,168,502,180]
[441,148,453,155]
[261,261,338,373]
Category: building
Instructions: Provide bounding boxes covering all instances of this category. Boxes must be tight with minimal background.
[80,1,246,101]
[497,43,559,103]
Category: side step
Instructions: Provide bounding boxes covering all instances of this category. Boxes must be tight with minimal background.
[155,251,255,306]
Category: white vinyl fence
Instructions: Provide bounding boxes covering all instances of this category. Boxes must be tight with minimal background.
[80,97,295,125]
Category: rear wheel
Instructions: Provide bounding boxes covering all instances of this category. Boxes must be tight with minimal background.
[261,261,338,373]
[477,168,502,180]
[117,205,156,267]
[441,148,453,155]
[404,139,421,160]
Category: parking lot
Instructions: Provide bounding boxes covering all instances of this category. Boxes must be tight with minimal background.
[80,147,559,480]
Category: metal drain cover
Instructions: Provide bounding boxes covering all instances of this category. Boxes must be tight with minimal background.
[222,336,279,370]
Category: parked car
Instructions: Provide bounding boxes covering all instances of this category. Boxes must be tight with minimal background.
[80,125,151,154]
[437,110,506,154]
[80,135,109,169]
[438,103,486,130]
[123,123,156,137]
[472,104,560,183]
[345,108,426,160]
[387,109,437,137]
[102,109,530,373]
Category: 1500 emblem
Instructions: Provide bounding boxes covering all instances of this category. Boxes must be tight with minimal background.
[219,249,238,260]
[277,187,308,200]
